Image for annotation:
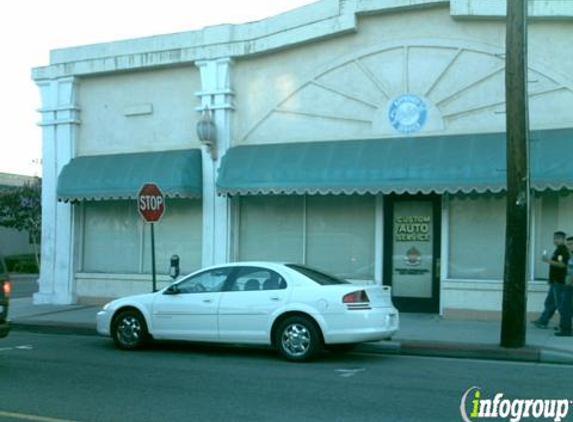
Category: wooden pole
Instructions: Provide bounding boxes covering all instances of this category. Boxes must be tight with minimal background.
[501,0,529,348]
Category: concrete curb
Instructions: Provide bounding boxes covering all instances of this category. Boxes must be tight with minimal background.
[400,340,540,362]
[540,349,573,364]
[356,340,554,364]
[11,322,573,365]
[11,321,97,337]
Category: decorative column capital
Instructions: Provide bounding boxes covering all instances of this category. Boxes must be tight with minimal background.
[195,58,235,111]
[36,77,80,127]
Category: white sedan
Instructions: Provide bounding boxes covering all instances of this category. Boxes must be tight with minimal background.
[96,262,399,361]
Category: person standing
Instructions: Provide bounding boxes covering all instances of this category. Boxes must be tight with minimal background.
[532,231,569,329]
[555,236,573,336]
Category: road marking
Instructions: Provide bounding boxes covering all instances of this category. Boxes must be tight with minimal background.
[0,411,90,422]
[0,345,33,353]
[335,368,365,378]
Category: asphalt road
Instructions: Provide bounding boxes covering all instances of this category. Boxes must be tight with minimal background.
[1,332,572,422]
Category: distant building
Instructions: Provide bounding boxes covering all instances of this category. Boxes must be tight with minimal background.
[32,0,573,318]
[0,173,38,258]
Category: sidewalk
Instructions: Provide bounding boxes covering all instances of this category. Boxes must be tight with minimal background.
[8,297,573,364]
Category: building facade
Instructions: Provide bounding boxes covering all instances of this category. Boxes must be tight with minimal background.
[32,0,573,318]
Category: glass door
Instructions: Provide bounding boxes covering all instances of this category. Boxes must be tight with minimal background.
[383,194,441,313]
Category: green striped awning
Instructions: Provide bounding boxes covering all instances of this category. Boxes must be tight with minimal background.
[57,150,202,202]
[217,128,573,196]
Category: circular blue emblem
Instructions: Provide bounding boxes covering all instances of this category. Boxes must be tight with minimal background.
[388,94,427,133]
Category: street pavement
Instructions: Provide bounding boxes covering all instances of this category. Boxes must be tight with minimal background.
[7,274,573,364]
[3,331,572,422]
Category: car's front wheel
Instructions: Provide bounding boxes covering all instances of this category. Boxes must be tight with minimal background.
[111,309,149,350]
[274,316,322,362]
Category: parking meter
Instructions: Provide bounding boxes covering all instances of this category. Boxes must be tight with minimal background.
[169,254,180,280]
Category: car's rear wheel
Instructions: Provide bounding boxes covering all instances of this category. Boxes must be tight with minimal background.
[275,316,322,362]
[111,309,149,350]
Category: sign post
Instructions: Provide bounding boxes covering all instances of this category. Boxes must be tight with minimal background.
[137,183,165,292]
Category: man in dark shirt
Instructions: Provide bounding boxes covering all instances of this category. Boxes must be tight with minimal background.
[555,236,573,336]
[533,231,570,329]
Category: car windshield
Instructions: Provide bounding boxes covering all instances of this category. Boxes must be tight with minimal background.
[286,264,350,285]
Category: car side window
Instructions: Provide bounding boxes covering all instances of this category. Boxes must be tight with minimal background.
[229,267,287,292]
[176,268,231,294]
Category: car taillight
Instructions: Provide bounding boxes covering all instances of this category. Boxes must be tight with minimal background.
[342,290,369,304]
[2,281,11,297]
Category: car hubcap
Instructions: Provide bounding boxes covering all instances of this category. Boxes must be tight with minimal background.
[117,316,142,346]
[282,323,311,357]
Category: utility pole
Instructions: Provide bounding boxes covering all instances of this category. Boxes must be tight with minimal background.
[500,0,529,348]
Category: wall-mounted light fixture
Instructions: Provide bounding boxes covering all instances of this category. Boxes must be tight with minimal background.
[196,106,217,160]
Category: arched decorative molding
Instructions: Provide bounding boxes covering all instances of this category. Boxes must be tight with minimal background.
[240,38,573,144]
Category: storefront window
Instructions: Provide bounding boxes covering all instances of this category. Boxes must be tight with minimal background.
[306,195,375,279]
[82,199,202,274]
[238,196,304,263]
[448,195,506,280]
[533,191,573,280]
[238,195,375,280]
[83,201,140,273]
[142,199,202,274]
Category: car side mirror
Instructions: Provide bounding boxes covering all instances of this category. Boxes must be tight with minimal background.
[164,284,180,295]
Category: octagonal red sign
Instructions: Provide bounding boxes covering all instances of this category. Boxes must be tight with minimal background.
[138,183,165,222]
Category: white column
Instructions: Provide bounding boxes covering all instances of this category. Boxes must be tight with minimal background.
[195,59,234,266]
[34,77,80,304]
[439,195,450,316]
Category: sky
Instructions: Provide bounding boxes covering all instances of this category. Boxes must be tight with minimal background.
[0,0,316,177]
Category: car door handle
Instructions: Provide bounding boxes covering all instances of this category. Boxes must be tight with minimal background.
[270,297,281,301]
[203,299,214,303]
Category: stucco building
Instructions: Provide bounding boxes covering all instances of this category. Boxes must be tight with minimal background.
[32,0,573,318]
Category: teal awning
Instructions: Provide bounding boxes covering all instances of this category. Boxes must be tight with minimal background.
[217,128,572,196]
[57,150,202,202]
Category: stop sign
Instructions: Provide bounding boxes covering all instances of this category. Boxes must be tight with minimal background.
[138,183,165,222]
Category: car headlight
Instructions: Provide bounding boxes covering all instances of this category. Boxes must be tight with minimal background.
[102,302,112,311]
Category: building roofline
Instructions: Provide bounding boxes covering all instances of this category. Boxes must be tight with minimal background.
[31,0,573,81]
